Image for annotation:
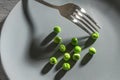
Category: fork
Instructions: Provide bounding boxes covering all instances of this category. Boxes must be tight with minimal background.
[36,0,101,35]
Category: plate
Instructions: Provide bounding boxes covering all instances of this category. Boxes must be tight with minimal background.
[1,0,120,80]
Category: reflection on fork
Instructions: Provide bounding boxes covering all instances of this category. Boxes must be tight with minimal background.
[36,0,101,35]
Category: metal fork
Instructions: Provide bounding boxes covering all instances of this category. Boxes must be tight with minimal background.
[36,0,101,35]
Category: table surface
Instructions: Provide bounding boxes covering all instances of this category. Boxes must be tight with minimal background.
[0,0,19,80]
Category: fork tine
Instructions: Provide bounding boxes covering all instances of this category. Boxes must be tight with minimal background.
[75,10,99,32]
[70,15,92,35]
[83,13,101,29]
[72,12,96,33]
[76,9,101,29]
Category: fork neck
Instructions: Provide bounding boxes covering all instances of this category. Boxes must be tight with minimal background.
[36,0,59,9]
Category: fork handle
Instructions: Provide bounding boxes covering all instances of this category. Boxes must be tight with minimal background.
[35,0,59,9]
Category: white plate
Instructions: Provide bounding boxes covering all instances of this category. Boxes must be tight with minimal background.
[1,0,120,80]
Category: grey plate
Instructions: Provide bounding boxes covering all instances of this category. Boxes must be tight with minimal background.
[1,0,120,80]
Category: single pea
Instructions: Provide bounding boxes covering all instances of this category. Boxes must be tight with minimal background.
[74,46,82,53]
[53,26,61,33]
[89,47,96,55]
[62,63,71,70]
[71,37,78,46]
[59,44,66,52]
[54,36,62,43]
[91,32,99,39]
[64,53,71,61]
[73,53,81,61]
[50,57,58,65]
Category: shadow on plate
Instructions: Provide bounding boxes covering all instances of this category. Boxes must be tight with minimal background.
[41,62,54,75]
[40,31,57,46]
[29,38,59,60]
[22,0,35,36]
[80,53,93,67]
[82,36,96,49]
[22,0,60,60]
[54,69,67,80]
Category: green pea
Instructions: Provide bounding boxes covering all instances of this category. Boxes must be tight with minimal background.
[62,63,71,70]
[54,26,61,33]
[71,37,78,46]
[54,36,62,43]
[91,32,99,39]
[74,46,82,53]
[50,57,58,65]
[64,53,71,61]
[59,44,66,52]
[73,53,81,61]
[89,47,96,55]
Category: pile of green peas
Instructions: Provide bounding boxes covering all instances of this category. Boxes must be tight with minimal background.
[49,26,99,71]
